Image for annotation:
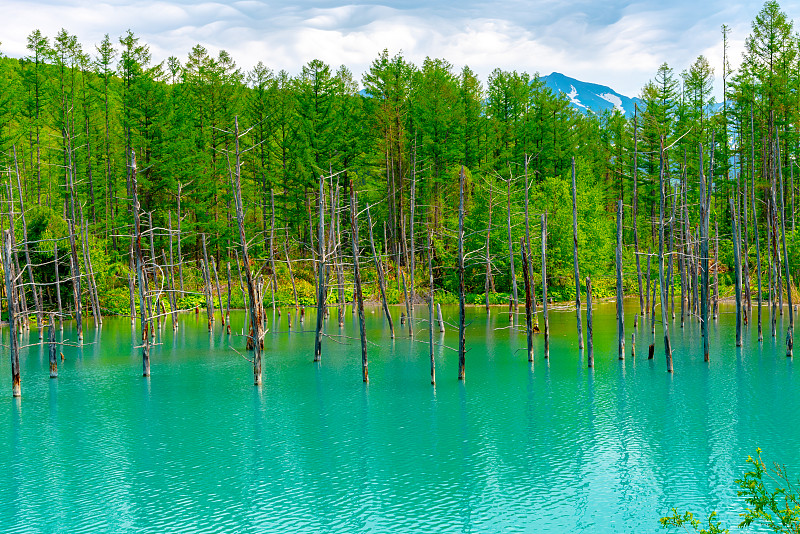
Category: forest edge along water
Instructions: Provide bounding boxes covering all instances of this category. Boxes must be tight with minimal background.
[3,1,800,531]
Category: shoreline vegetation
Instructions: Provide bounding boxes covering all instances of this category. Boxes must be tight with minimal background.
[0,0,798,390]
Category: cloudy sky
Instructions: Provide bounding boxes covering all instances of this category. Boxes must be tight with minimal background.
[0,0,794,97]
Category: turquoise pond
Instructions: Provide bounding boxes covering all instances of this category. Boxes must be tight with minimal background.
[1,302,798,533]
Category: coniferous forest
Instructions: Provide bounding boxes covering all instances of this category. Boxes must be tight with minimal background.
[0,0,797,331]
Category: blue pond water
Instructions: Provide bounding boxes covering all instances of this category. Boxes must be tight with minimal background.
[1,302,797,533]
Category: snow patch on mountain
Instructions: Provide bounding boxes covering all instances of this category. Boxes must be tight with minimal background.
[598,92,624,113]
[566,85,587,109]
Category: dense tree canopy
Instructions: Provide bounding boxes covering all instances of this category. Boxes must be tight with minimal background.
[0,0,798,312]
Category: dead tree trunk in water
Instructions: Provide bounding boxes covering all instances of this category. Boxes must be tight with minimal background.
[314,174,326,363]
[176,183,185,293]
[225,262,232,333]
[521,239,534,363]
[367,206,394,338]
[659,143,673,372]
[777,140,794,357]
[484,182,493,313]
[714,219,720,320]
[81,212,100,325]
[570,157,583,349]
[66,140,83,342]
[507,178,518,307]
[12,147,43,334]
[731,197,743,347]
[458,166,466,381]
[753,169,763,342]
[54,242,63,327]
[616,200,625,359]
[349,180,368,382]
[586,276,594,368]
[201,234,213,330]
[283,232,298,309]
[269,188,278,312]
[700,144,710,362]
[147,212,160,330]
[336,191,346,328]
[168,215,178,329]
[428,231,435,385]
[211,256,224,326]
[232,117,264,385]
[633,109,645,317]
[131,152,150,376]
[49,313,57,378]
[129,242,136,324]
[541,212,550,358]
[3,231,21,396]
[163,250,177,328]
[402,270,413,336]
[409,163,416,314]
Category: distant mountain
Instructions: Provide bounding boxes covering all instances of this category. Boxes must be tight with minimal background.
[542,72,640,118]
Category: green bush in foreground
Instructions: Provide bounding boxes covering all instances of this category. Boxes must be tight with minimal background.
[661,449,800,533]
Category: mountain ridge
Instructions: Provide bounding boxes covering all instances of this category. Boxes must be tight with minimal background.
[542,72,640,118]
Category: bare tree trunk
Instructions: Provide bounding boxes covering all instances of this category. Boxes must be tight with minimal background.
[66,138,83,342]
[586,276,594,368]
[283,232,298,309]
[659,143,673,372]
[49,313,57,378]
[5,181,26,328]
[367,206,394,337]
[349,179,368,382]
[700,144,710,362]
[336,191,345,328]
[523,157,538,323]
[129,242,136,324]
[147,212,158,329]
[3,231,21,396]
[484,183,493,313]
[131,152,150,376]
[714,219,720,320]
[201,234,213,330]
[776,139,794,356]
[232,117,264,385]
[13,146,43,335]
[160,249,175,328]
[507,178,518,307]
[428,230,435,385]
[633,109,645,316]
[458,166,466,381]
[436,303,445,333]
[410,163,416,312]
[645,248,652,323]
[522,239,534,363]
[81,212,101,325]
[211,256,224,326]
[753,164,763,342]
[616,199,625,359]
[177,184,184,294]
[54,242,63,328]
[314,173,326,363]
[570,157,583,349]
[731,197,743,347]
[541,212,550,358]
[270,188,277,312]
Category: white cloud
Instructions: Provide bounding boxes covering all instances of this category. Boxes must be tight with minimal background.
[0,0,778,99]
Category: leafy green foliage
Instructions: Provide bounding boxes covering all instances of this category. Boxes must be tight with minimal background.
[661,450,800,533]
